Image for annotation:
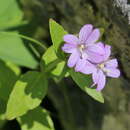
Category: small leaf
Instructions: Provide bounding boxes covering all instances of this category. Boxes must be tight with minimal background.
[69,69,104,103]
[85,88,104,103]
[6,71,48,120]
[49,19,67,57]
[42,46,67,80]
[42,46,59,66]
[17,107,55,130]
[0,32,38,68]
[51,61,66,76]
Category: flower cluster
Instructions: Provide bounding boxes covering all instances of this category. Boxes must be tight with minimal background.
[62,24,120,91]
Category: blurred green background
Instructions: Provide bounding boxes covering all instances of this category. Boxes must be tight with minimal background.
[1,0,130,130]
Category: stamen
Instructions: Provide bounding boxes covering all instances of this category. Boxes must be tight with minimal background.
[97,63,110,74]
[78,44,85,52]
[98,63,105,69]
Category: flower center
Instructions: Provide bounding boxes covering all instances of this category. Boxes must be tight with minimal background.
[97,63,110,73]
[98,63,105,69]
[77,44,88,59]
[78,44,86,52]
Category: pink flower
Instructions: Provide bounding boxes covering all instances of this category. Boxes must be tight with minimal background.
[80,42,120,91]
[62,24,105,71]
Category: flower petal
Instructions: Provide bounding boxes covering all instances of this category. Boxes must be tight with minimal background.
[79,24,93,44]
[81,51,88,59]
[62,43,76,53]
[96,42,111,61]
[97,42,104,48]
[87,50,104,63]
[86,29,100,44]
[104,45,111,60]
[75,58,87,72]
[105,59,118,68]
[80,61,96,74]
[106,68,120,78]
[96,70,106,91]
[87,44,105,55]
[63,34,79,45]
[92,70,99,84]
[67,50,80,68]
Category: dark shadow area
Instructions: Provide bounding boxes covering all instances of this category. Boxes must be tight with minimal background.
[2,120,20,130]
[42,96,63,130]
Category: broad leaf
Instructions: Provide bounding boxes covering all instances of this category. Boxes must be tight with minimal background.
[49,19,67,57]
[0,60,19,125]
[6,71,48,120]
[0,32,38,68]
[0,0,24,30]
[69,69,104,103]
[0,60,18,101]
[17,107,55,130]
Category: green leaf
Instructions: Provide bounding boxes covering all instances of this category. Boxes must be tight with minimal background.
[0,98,7,121]
[0,0,24,30]
[51,61,66,76]
[42,46,59,66]
[17,107,55,130]
[0,99,7,128]
[6,61,21,76]
[69,69,104,103]
[42,46,67,80]
[0,32,38,68]
[0,60,18,101]
[6,71,48,120]
[49,19,67,56]
[85,88,104,103]
[0,60,19,124]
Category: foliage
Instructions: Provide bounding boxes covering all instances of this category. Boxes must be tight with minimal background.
[0,0,107,129]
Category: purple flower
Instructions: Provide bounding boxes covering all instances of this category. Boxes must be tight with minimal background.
[62,24,105,71]
[80,42,120,91]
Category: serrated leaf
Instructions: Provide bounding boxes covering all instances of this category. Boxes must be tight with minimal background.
[17,107,55,130]
[0,32,38,68]
[6,71,48,120]
[0,0,24,30]
[69,69,104,103]
[49,19,67,57]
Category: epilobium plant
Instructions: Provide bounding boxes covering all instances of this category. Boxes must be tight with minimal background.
[0,2,121,127]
